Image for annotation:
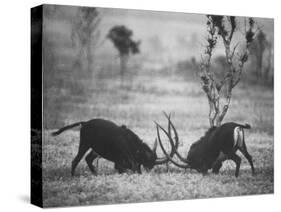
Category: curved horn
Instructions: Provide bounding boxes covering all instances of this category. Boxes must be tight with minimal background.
[163,112,171,137]
[162,113,189,164]
[156,124,191,169]
[154,113,179,165]
[166,117,190,164]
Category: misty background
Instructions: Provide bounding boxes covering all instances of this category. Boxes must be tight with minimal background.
[41,5,274,207]
[43,5,273,129]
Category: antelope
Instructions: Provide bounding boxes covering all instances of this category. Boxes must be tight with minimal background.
[52,118,179,176]
[155,114,255,177]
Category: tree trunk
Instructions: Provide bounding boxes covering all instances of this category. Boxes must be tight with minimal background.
[256,52,263,78]
[86,44,93,74]
[265,47,273,81]
[120,54,129,80]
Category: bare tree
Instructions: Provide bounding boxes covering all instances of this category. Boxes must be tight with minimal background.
[200,16,256,127]
[71,7,100,74]
[107,25,141,79]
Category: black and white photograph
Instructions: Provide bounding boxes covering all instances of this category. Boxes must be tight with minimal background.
[30,3,274,209]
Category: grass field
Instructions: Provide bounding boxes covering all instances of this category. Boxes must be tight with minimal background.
[42,73,273,207]
[40,5,274,207]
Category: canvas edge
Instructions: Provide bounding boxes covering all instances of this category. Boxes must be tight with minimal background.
[31,4,43,208]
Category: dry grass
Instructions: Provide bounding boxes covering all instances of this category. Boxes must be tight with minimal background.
[42,74,273,207]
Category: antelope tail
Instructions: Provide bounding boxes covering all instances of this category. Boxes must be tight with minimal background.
[51,122,84,136]
[238,123,251,129]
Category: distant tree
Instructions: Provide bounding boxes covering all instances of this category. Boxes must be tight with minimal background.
[107,25,141,78]
[214,55,228,71]
[71,7,100,74]
[265,42,274,82]
[213,55,229,78]
[191,56,198,72]
[199,16,257,127]
[249,30,268,79]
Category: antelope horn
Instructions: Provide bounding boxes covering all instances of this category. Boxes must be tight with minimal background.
[167,118,190,164]
[163,113,189,164]
[154,113,179,164]
[163,112,171,137]
[154,120,170,165]
[156,124,191,169]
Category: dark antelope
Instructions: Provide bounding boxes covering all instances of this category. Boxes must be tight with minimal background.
[52,118,179,176]
[155,115,255,177]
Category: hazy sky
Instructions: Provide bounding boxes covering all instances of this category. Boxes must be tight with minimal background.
[99,7,273,62]
[44,5,274,65]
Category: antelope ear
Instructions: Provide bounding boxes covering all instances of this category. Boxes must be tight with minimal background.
[153,138,158,153]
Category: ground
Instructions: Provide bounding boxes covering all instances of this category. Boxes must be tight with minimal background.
[42,73,274,207]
